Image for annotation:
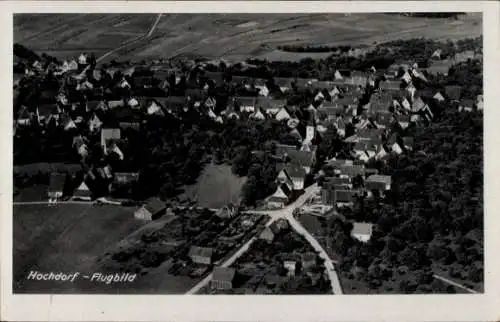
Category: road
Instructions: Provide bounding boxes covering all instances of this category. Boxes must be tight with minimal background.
[287,216,343,294]
[186,215,277,295]
[187,183,344,295]
[433,274,478,294]
[96,13,162,63]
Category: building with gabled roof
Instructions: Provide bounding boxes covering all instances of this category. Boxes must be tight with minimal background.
[276,144,316,174]
[211,267,236,290]
[366,174,392,191]
[101,128,121,153]
[72,180,92,201]
[134,197,166,221]
[236,96,257,113]
[48,173,67,201]
[351,222,373,243]
[189,246,214,265]
[267,183,292,209]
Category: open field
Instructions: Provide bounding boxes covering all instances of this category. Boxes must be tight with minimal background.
[14,13,482,62]
[13,203,144,293]
[181,163,247,208]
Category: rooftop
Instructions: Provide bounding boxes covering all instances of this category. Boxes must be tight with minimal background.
[143,197,166,215]
[212,267,236,282]
[366,174,392,185]
[189,246,214,259]
[352,222,373,236]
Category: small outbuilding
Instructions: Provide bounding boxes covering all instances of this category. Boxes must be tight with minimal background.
[134,197,166,221]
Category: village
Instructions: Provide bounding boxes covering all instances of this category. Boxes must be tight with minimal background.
[13,34,483,294]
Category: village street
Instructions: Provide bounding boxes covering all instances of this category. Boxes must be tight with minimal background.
[186,183,345,295]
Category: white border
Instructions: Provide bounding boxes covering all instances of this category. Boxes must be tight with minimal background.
[2,2,499,322]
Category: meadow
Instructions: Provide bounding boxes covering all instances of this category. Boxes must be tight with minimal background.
[14,13,482,63]
[13,203,143,293]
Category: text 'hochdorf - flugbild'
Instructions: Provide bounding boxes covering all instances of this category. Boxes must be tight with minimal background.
[26,271,137,284]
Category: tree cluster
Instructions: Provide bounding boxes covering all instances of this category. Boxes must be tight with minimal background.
[334,108,483,293]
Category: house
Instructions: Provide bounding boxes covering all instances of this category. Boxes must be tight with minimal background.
[258,98,287,115]
[118,78,131,89]
[108,100,125,109]
[317,102,343,120]
[402,137,414,151]
[48,173,66,202]
[114,172,139,185]
[127,97,140,109]
[255,84,270,97]
[73,136,89,158]
[211,267,236,290]
[375,145,391,161]
[348,71,368,87]
[412,96,427,113]
[445,85,462,102]
[146,99,165,116]
[365,174,392,191]
[476,95,483,111]
[454,50,475,63]
[334,70,345,80]
[283,260,297,276]
[323,176,352,189]
[312,81,335,91]
[339,163,365,178]
[335,189,361,207]
[351,222,373,243]
[390,142,404,155]
[379,80,402,91]
[336,96,358,110]
[431,49,442,60]
[108,142,124,160]
[458,99,475,112]
[301,252,317,271]
[101,128,121,153]
[322,188,361,207]
[236,97,257,113]
[274,77,294,93]
[260,218,289,242]
[68,60,79,71]
[277,164,294,185]
[373,111,394,129]
[189,246,214,265]
[284,164,307,191]
[267,183,292,209]
[275,106,292,121]
[134,197,166,221]
[424,59,453,76]
[62,116,77,131]
[16,106,34,126]
[249,108,266,120]
[72,180,92,201]
[78,53,87,65]
[221,103,240,120]
[276,144,316,174]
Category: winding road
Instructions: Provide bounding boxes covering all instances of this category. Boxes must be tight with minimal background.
[186,183,344,295]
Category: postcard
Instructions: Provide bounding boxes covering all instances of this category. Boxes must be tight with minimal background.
[1,1,499,321]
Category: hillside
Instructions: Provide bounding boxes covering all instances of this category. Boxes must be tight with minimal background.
[14,13,482,62]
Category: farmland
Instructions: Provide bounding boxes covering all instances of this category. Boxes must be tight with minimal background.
[14,13,482,62]
[13,203,144,293]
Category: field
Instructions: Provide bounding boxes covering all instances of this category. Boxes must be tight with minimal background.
[14,13,482,63]
[180,163,247,208]
[13,203,144,293]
